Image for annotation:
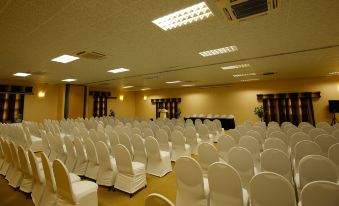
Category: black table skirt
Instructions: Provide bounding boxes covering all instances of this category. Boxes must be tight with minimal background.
[184,117,235,130]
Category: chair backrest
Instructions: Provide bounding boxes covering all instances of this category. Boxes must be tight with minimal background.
[183,126,197,142]
[18,145,32,175]
[108,130,120,149]
[331,129,339,141]
[246,130,263,144]
[328,143,339,176]
[227,129,242,143]
[145,193,175,206]
[308,128,327,140]
[269,131,289,145]
[143,128,155,138]
[64,136,76,158]
[239,135,260,159]
[28,149,44,184]
[314,134,337,154]
[218,135,236,161]
[41,152,56,192]
[286,127,302,138]
[119,132,133,155]
[175,157,206,205]
[96,141,113,171]
[171,131,186,150]
[263,138,288,155]
[53,159,74,203]
[131,134,147,164]
[208,162,245,206]
[290,132,311,155]
[197,124,209,140]
[73,137,87,161]
[145,136,161,160]
[300,124,315,134]
[155,129,170,152]
[84,138,99,164]
[198,142,219,172]
[113,144,134,175]
[299,155,337,189]
[300,181,339,206]
[294,140,322,167]
[250,172,296,206]
[261,149,292,182]
[9,141,20,169]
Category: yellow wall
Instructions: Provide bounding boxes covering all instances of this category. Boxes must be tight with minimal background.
[134,77,339,124]
[69,85,85,119]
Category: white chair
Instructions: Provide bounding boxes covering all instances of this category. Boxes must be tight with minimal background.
[84,138,99,180]
[261,149,293,183]
[156,129,172,152]
[297,155,337,190]
[290,132,311,156]
[40,152,58,206]
[300,124,315,134]
[331,130,339,141]
[208,162,248,206]
[314,134,337,155]
[143,127,155,138]
[95,141,117,187]
[198,143,220,176]
[175,156,209,206]
[228,147,256,189]
[64,136,77,172]
[0,138,4,173]
[171,131,191,161]
[145,193,175,206]
[46,132,58,161]
[73,137,88,176]
[250,172,297,206]
[145,136,172,177]
[41,132,51,157]
[300,181,339,206]
[294,140,322,171]
[263,138,289,155]
[308,128,327,140]
[247,130,263,145]
[113,144,147,197]
[0,139,9,175]
[8,141,23,188]
[316,122,331,128]
[107,130,120,156]
[218,135,236,162]
[269,131,289,145]
[18,145,33,194]
[54,134,67,163]
[119,133,134,156]
[53,159,98,206]
[183,126,201,155]
[130,134,147,166]
[236,125,248,136]
[227,129,242,143]
[28,149,45,206]
[197,124,211,143]
[239,135,261,162]
[328,143,339,177]
[287,127,302,139]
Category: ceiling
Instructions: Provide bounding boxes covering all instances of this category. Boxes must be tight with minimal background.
[0,0,339,90]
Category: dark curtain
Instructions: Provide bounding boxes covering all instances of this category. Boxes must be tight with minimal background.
[300,97,315,126]
[93,96,107,117]
[0,93,25,123]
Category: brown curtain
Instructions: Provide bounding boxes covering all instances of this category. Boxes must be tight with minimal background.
[93,95,107,117]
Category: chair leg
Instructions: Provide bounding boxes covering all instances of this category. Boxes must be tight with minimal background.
[130,193,133,198]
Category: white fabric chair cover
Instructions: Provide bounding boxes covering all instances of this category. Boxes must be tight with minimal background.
[263,138,289,155]
[8,141,23,188]
[294,140,322,171]
[73,137,88,176]
[119,133,134,156]
[314,134,337,155]
[297,155,337,190]
[0,138,4,172]
[269,131,289,145]
[41,131,51,157]
[228,147,255,189]
[183,126,201,155]
[300,181,339,206]
[290,132,312,156]
[300,124,315,134]
[107,130,120,156]
[239,135,261,162]
[250,172,296,206]
[47,132,58,161]
[171,131,191,161]
[53,159,98,206]
[84,138,99,180]
[198,142,220,175]
[155,129,172,152]
[208,162,248,206]
[227,129,242,143]
[331,130,339,141]
[131,134,147,165]
[218,135,236,162]
[145,193,175,206]
[287,127,302,139]
[197,124,211,143]
[308,128,327,140]
[54,134,67,163]
[64,136,77,172]
[175,157,209,206]
[143,127,155,139]
[28,149,45,206]
[40,152,58,206]
[113,144,147,196]
[95,141,117,187]
[145,136,172,177]
[0,140,10,176]
[18,146,33,193]
[328,143,339,177]
[261,149,293,183]
[246,130,263,145]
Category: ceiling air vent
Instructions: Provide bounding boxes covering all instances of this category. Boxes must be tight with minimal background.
[215,0,280,22]
[76,51,106,60]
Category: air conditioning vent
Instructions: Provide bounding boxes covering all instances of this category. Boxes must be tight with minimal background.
[76,51,106,59]
[215,0,280,22]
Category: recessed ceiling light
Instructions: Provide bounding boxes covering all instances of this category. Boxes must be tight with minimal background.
[222,64,250,70]
[122,86,134,89]
[141,88,150,91]
[108,68,130,73]
[166,80,181,84]
[233,73,256,77]
[62,79,77,82]
[13,72,31,77]
[182,84,194,87]
[152,2,213,31]
[241,79,259,82]
[51,55,79,63]
[199,45,238,57]
[329,71,339,75]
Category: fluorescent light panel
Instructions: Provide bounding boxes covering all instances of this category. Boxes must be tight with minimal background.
[108,68,130,73]
[329,71,339,75]
[241,79,259,82]
[182,84,194,87]
[166,80,181,84]
[152,2,213,31]
[222,64,250,70]
[62,79,77,82]
[13,72,31,77]
[199,45,238,57]
[233,73,256,77]
[141,88,150,91]
[51,55,79,63]
[123,86,134,89]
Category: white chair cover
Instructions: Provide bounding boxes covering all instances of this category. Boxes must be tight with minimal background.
[308,128,327,140]
[263,138,289,155]
[155,129,172,152]
[8,141,23,188]
[84,138,99,180]
[18,145,33,193]
[239,135,261,163]
[119,133,134,156]
[131,134,147,165]
[269,131,289,145]
[300,181,339,206]
[197,124,211,143]
[95,141,117,187]
[294,140,322,171]
[227,129,242,143]
[171,131,191,161]
[64,136,77,172]
[73,137,88,176]
[314,134,337,155]
[28,149,45,206]
[328,143,339,177]
[198,142,220,175]
[183,126,201,155]
[145,193,175,206]
[40,152,58,206]
[218,135,236,162]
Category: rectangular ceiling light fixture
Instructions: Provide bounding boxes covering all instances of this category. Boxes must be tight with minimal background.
[152,2,213,31]
[241,78,259,82]
[108,68,130,73]
[13,72,31,77]
[199,45,238,57]
[141,88,150,91]
[329,71,339,75]
[233,72,256,77]
[182,84,194,87]
[166,80,181,84]
[222,63,250,70]
[122,86,134,89]
[62,79,77,82]
[51,54,79,63]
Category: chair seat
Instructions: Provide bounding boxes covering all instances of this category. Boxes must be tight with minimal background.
[160,151,170,159]
[132,162,145,175]
[70,173,81,183]
[72,181,98,202]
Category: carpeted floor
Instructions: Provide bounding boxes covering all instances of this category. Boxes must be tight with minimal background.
[0,162,177,206]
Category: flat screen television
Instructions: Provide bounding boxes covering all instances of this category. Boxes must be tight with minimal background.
[328,100,339,113]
